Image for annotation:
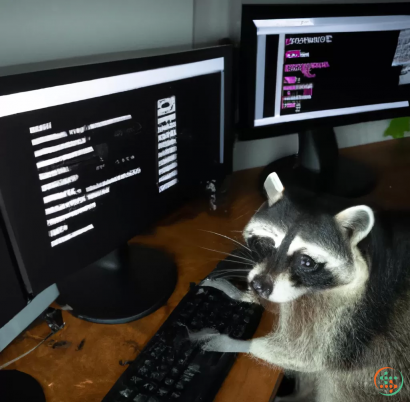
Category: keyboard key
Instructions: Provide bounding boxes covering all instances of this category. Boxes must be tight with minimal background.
[166,355,175,364]
[129,376,144,387]
[138,367,150,377]
[147,397,161,402]
[244,316,251,324]
[184,348,194,358]
[178,357,188,366]
[170,368,179,377]
[151,371,165,382]
[190,319,199,328]
[175,381,184,390]
[133,395,148,402]
[233,325,246,339]
[179,311,191,318]
[157,387,170,396]
[164,378,174,386]
[196,288,208,296]
[120,388,134,398]
[170,392,181,399]
[142,383,157,393]
[188,364,200,371]
[216,321,225,331]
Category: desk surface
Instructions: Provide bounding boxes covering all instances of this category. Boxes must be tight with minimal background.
[2,137,410,402]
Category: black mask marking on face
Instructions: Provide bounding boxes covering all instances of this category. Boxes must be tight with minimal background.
[247,236,276,263]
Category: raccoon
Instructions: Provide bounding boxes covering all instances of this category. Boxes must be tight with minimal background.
[192,173,410,402]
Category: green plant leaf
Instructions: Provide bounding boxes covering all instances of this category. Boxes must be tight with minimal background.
[384,117,410,139]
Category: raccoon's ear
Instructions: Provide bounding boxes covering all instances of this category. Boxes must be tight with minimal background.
[264,172,284,206]
[335,205,375,245]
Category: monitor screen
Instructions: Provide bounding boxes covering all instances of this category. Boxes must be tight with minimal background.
[240,4,410,139]
[0,47,231,294]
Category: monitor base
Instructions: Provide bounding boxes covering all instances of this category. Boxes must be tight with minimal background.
[260,154,377,198]
[0,370,45,402]
[56,244,177,324]
[260,127,377,198]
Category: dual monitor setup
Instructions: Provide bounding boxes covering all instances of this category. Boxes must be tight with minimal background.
[1,2,410,363]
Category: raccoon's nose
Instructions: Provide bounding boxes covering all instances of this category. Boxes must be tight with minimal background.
[251,275,273,297]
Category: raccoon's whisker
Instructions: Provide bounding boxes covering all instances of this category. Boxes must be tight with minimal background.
[211,274,249,280]
[198,229,251,252]
[199,247,255,264]
[210,271,251,278]
[213,268,252,273]
[200,258,252,267]
[232,210,254,221]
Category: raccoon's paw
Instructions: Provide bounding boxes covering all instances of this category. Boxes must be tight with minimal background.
[189,328,219,343]
[190,329,250,354]
[200,278,245,301]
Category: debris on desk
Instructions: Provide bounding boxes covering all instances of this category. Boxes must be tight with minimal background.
[74,379,93,388]
[119,360,135,366]
[51,340,72,349]
[123,340,141,354]
[76,338,86,351]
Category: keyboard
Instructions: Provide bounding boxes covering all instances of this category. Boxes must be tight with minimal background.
[102,261,263,402]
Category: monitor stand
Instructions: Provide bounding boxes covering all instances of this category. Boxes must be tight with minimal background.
[56,244,177,324]
[259,127,377,198]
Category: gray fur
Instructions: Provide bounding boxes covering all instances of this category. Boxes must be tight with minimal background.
[192,189,410,401]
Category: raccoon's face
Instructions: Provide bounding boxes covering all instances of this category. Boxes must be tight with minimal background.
[243,176,374,303]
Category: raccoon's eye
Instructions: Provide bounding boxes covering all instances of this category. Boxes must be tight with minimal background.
[300,255,318,270]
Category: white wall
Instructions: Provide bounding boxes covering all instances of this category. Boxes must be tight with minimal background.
[193,0,409,171]
[233,120,396,171]
[0,0,193,67]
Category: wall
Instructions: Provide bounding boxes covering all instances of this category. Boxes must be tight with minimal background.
[0,0,193,67]
[193,0,409,171]
[233,119,395,171]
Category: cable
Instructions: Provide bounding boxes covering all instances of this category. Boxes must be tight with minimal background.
[0,332,54,370]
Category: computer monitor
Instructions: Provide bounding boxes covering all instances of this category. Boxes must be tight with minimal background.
[0,45,233,324]
[240,3,410,196]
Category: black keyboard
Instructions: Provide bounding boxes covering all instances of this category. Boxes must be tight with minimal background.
[102,268,263,402]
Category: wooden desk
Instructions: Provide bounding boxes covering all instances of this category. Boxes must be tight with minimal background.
[0,167,281,402]
[2,137,410,402]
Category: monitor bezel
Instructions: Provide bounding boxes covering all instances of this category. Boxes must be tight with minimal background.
[238,3,410,141]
